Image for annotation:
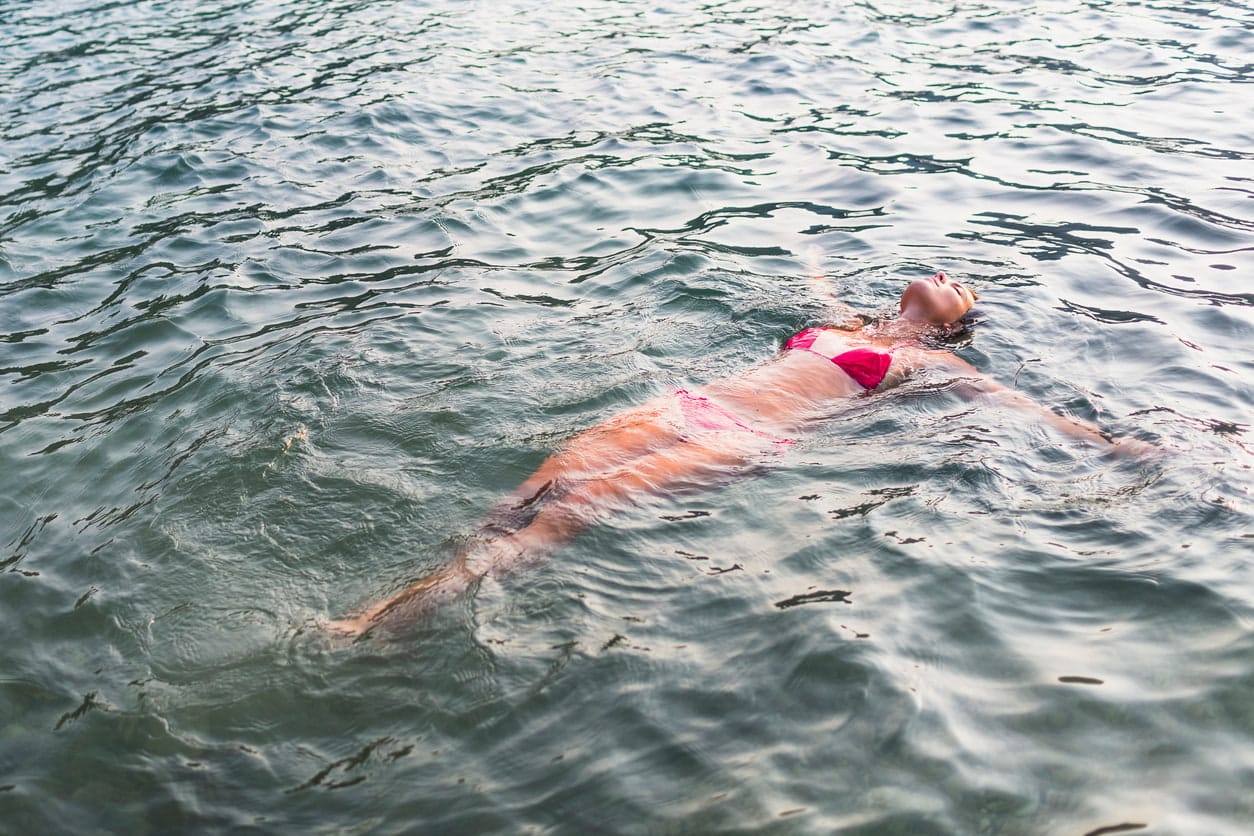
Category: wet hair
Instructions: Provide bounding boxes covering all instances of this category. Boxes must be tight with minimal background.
[897,296,983,350]
[932,300,983,349]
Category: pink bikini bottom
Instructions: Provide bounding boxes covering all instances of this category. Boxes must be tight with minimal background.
[674,389,793,446]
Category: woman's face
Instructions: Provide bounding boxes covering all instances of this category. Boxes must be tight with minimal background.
[899,272,976,325]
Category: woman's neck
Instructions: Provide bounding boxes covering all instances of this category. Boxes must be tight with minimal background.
[862,315,939,344]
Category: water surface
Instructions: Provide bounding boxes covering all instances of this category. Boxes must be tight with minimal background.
[2,0,1252,833]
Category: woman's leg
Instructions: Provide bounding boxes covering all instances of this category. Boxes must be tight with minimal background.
[465,434,751,575]
[327,399,757,636]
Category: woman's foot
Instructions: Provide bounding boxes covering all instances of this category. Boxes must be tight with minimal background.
[322,614,372,638]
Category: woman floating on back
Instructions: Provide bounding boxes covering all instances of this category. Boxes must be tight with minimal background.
[326,270,1142,636]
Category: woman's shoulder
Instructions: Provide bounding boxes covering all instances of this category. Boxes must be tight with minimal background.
[890,344,978,374]
[789,326,870,354]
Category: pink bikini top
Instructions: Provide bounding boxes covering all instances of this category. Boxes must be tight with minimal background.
[785,328,893,390]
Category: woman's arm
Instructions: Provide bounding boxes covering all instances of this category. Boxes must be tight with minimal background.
[803,248,865,329]
[929,351,1145,454]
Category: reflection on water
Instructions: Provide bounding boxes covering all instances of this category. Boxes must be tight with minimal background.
[2,0,1252,832]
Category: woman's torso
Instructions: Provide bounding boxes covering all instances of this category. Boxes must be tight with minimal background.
[697,327,936,433]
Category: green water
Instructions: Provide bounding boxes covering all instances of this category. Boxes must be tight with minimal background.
[2,0,1252,833]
